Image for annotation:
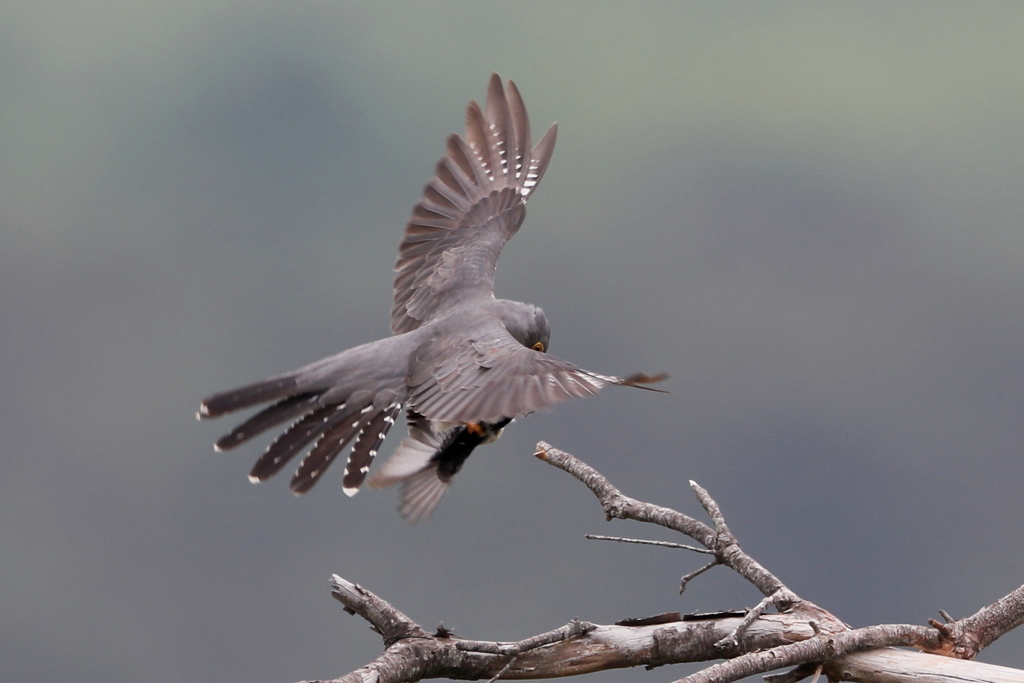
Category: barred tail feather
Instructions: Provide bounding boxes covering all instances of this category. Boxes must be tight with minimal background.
[198,374,300,419]
[214,393,321,451]
[248,405,347,482]
[340,402,403,495]
[288,406,367,495]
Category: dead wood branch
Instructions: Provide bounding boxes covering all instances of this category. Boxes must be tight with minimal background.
[301,443,1023,683]
[534,443,802,612]
[926,584,1024,659]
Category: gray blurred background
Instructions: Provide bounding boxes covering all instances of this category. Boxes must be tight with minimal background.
[3,3,1023,682]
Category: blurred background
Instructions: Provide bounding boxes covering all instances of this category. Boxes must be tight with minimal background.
[3,3,1023,682]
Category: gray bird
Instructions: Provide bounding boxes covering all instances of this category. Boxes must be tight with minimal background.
[198,74,666,522]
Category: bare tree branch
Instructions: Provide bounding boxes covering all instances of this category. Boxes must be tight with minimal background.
[329,576,431,645]
[925,584,1024,659]
[310,580,1024,683]
[828,649,1024,683]
[456,618,597,656]
[679,559,720,595]
[584,534,714,555]
[299,444,1024,683]
[675,622,945,683]
[534,442,806,613]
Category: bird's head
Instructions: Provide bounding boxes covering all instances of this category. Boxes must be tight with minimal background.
[500,301,551,353]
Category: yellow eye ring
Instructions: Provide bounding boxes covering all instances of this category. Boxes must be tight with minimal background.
[532,342,545,352]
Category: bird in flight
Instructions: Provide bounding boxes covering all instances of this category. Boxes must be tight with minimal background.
[198,74,666,522]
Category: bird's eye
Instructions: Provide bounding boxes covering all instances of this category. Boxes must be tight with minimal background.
[532,342,545,352]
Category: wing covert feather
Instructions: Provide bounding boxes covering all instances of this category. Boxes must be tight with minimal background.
[407,320,652,424]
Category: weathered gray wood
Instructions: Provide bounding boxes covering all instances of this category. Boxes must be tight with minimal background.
[831,649,1024,683]
[302,445,1024,683]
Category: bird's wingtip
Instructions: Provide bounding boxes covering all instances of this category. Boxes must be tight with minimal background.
[621,372,671,393]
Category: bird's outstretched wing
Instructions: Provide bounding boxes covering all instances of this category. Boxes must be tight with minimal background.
[391,74,558,335]
[407,319,667,425]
